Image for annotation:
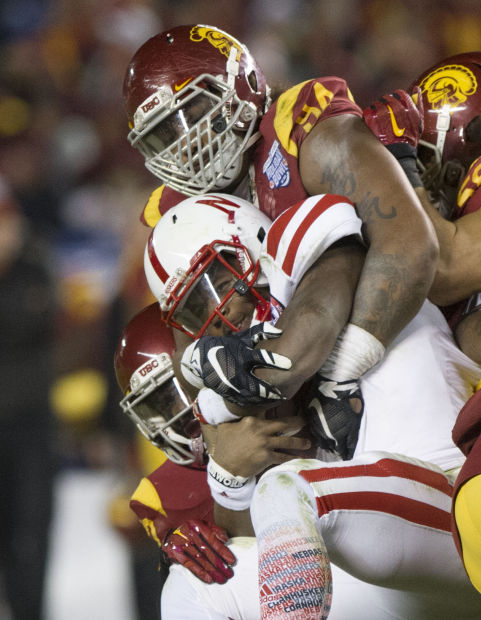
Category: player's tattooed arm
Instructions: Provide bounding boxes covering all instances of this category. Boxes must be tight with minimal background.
[299,113,438,347]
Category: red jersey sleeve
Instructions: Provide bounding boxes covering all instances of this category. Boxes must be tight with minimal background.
[253,77,362,221]
[129,460,213,545]
[451,389,481,560]
[272,77,362,153]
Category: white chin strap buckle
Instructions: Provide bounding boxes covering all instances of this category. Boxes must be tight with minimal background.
[435,105,451,160]
[226,45,240,89]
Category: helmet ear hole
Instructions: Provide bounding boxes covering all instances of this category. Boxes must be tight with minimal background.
[247,70,258,93]
[466,115,481,143]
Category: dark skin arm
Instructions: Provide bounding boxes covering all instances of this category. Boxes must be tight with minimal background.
[202,414,312,537]
[254,237,365,400]
[414,187,481,306]
[224,237,365,416]
[299,114,439,346]
[455,310,481,365]
[213,503,253,537]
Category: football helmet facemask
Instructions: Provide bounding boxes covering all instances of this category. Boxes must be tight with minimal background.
[114,303,204,465]
[410,52,481,210]
[144,193,272,339]
[123,24,270,195]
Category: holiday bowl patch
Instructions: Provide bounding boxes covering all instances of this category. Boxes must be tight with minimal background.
[263,140,290,189]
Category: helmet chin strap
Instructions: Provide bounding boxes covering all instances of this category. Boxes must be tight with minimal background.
[435,105,451,160]
[190,434,206,465]
[245,131,261,150]
[226,45,240,88]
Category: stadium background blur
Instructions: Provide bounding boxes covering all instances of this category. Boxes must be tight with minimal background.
[0,1,480,618]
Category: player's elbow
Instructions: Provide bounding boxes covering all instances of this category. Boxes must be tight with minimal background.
[412,235,440,287]
[405,239,440,304]
[400,212,440,273]
[378,219,439,294]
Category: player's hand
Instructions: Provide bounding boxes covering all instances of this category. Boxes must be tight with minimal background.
[305,374,364,460]
[363,88,423,148]
[206,415,311,478]
[162,519,236,584]
[180,323,292,406]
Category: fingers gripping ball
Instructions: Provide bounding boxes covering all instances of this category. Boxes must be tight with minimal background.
[306,375,364,460]
[181,323,292,406]
[363,88,424,148]
[162,519,236,584]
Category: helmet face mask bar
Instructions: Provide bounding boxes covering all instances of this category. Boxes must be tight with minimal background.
[128,74,258,195]
[119,352,201,466]
[163,241,269,339]
[417,138,466,218]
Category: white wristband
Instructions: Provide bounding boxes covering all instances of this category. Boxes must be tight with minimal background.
[321,323,385,381]
[207,456,256,510]
[197,388,241,425]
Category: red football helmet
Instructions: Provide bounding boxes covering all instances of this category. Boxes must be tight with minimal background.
[410,52,481,207]
[123,24,270,195]
[114,303,204,465]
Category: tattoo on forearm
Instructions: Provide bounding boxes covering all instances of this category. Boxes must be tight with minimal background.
[356,192,397,222]
[352,253,427,341]
[320,164,356,197]
[320,165,397,223]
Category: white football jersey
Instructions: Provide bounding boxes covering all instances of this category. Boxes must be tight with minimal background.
[258,195,481,470]
[357,299,481,470]
[259,193,362,316]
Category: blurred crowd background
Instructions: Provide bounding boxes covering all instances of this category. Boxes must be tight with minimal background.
[1,1,480,619]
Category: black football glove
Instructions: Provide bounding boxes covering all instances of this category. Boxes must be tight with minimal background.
[306,374,364,460]
[181,322,292,407]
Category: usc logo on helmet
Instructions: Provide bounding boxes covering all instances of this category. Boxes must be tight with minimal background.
[189,26,242,61]
[139,360,159,377]
[420,64,477,110]
[141,96,160,114]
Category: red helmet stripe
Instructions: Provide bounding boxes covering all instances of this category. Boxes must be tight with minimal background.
[147,231,169,283]
[196,196,241,222]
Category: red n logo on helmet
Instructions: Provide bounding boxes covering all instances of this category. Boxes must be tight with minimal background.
[196,196,240,222]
